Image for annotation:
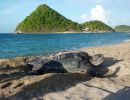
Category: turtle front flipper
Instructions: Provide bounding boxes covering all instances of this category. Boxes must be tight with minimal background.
[89,54,104,67]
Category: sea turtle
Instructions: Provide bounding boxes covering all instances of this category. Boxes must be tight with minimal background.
[22,51,104,77]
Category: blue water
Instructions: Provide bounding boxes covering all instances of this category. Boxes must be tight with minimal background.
[0,32,130,58]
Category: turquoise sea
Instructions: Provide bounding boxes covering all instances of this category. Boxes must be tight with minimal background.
[0,32,130,58]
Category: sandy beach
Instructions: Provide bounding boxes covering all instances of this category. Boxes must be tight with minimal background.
[0,42,130,100]
[82,41,130,76]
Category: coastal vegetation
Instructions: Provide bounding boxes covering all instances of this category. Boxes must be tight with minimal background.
[16,4,82,33]
[82,21,115,32]
[115,25,130,32]
[16,4,115,33]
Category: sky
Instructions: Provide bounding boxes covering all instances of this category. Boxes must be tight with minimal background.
[0,0,130,33]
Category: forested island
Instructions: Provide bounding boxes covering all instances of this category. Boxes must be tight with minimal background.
[16,4,82,33]
[82,21,115,32]
[15,4,115,33]
[115,25,130,32]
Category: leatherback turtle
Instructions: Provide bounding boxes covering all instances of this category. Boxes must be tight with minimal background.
[20,51,104,76]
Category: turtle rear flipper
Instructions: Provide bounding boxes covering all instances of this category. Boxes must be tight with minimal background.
[97,67,120,78]
[89,54,104,67]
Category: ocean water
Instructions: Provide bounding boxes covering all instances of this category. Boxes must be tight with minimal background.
[0,32,130,58]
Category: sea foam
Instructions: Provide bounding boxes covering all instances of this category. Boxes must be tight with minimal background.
[124,39,130,42]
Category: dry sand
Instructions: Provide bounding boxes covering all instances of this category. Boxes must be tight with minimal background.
[0,42,130,100]
[82,41,130,76]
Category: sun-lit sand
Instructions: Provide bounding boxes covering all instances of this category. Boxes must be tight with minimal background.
[82,41,130,76]
[0,42,130,100]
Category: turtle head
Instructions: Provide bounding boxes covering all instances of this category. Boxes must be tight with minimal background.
[89,54,104,67]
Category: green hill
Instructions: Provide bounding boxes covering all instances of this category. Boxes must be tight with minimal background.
[82,21,115,32]
[16,4,82,33]
[115,25,130,32]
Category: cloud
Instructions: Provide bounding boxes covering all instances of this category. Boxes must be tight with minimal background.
[79,4,109,23]
[90,5,109,23]
[80,14,89,22]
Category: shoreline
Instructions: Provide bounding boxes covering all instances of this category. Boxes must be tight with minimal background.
[14,31,116,34]
[0,41,130,75]
[0,41,129,59]
[1,41,130,71]
[0,41,130,99]
[0,41,130,71]
[81,41,129,50]
[1,31,129,34]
